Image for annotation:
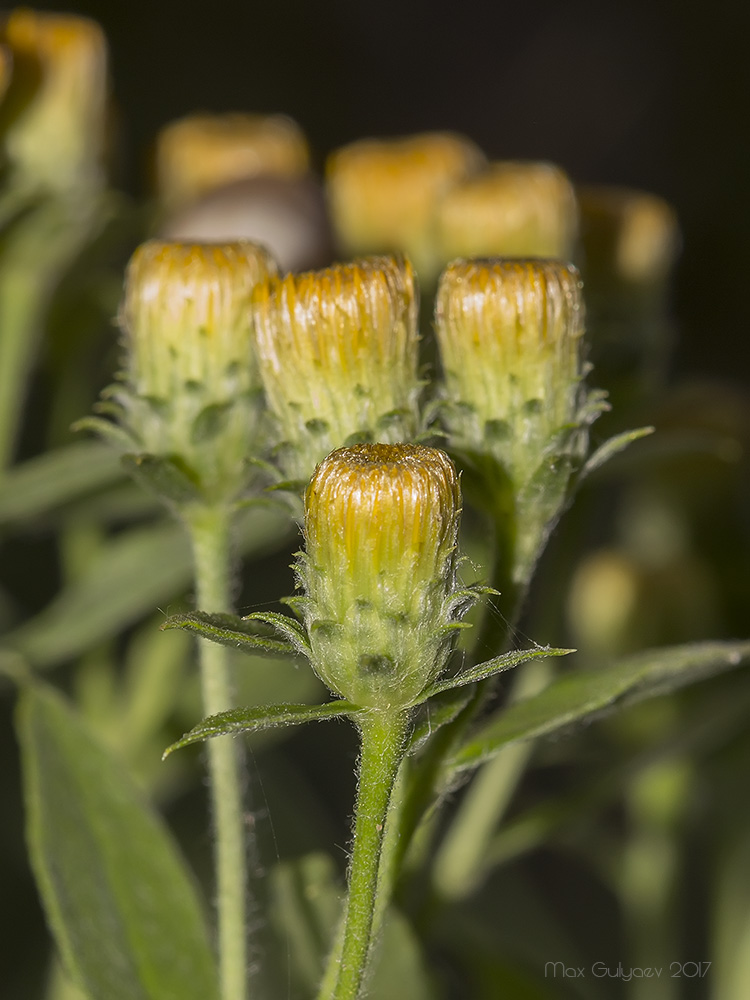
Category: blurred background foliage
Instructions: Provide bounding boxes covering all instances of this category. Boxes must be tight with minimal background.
[1,1,749,998]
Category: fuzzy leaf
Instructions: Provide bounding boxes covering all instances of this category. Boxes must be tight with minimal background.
[164,700,359,757]
[579,425,655,481]
[16,682,218,1000]
[242,611,311,655]
[161,610,297,656]
[409,686,474,752]
[190,402,232,445]
[0,441,124,525]
[419,646,574,702]
[121,453,202,506]
[451,640,750,773]
[5,522,193,668]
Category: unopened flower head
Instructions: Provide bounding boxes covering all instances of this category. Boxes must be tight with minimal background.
[326,132,485,281]
[299,443,466,708]
[436,258,585,447]
[252,255,420,482]
[116,239,278,494]
[436,258,604,582]
[155,112,309,211]
[436,162,578,264]
[0,9,107,194]
[578,186,679,288]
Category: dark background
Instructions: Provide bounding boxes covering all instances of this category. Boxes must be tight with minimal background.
[32,0,750,387]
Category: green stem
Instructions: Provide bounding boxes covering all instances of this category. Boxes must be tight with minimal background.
[187,505,247,1000]
[323,709,409,1000]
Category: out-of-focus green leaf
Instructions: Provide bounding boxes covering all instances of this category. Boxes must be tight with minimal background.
[269,852,341,996]
[0,441,123,525]
[578,425,654,481]
[4,521,192,668]
[16,682,218,1000]
[452,641,750,773]
[3,506,291,669]
[121,453,202,507]
[370,907,437,1000]
[164,699,359,758]
[162,610,298,657]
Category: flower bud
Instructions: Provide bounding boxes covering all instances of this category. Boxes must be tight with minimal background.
[436,258,585,452]
[116,239,278,498]
[0,10,107,195]
[435,259,603,581]
[436,161,578,264]
[299,443,466,708]
[154,112,309,212]
[326,132,485,282]
[252,255,420,482]
[578,186,679,289]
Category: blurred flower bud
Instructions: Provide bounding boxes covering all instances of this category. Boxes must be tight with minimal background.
[436,161,578,263]
[0,9,107,195]
[435,258,604,581]
[577,186,680,404]
[154,112,309,212]
[326,132,485,282]
[159,175,333,274]
[299,443,467,708]
[252,255,420,482]
[115,239,278,500]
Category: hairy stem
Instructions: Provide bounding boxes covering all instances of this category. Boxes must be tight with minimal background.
[187,505,247,1000]
[322,709,409,1000]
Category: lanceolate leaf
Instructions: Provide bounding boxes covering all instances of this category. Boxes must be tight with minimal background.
[418,646,574,702]
[17,682,218,1000]
[578,426,655,482]
[451,640,750,773]
[161,610,297,656]
[242,611,311,655]
[0,440,123,525]
[164,700,359,757]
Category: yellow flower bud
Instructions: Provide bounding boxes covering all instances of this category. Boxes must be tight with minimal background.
[578,185,679,287]
[436,258,585,449]
[154,112,309,211]
[252,255,420,481]
[117,239,278,497]
[435,258,602,583]
[436,161,578,263]
[0,10,107,194]
[300,443,465,708]
[326,132,485,281]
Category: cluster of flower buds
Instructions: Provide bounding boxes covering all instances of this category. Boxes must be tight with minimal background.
[111,239,278,505]
[252,255,421,483]
[297,443,474,708]
[435,258,606,582]
[0,9,108,197]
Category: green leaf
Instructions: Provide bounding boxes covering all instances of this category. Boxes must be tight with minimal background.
[419,646,574,701]
[0,441,123,525]
[16,682,218,1000]
[452,640,750,773]
[3,507,291,669]
[190,401,232,445]
[164,700,359,757]
[242,611,311,655]
[4,521,193,668]
[371,908,436,1000]
[409,686,474,752]
[269,852,341,996]
[579,425,655,481]
[161,610,297,656]
[121,453,202,506]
